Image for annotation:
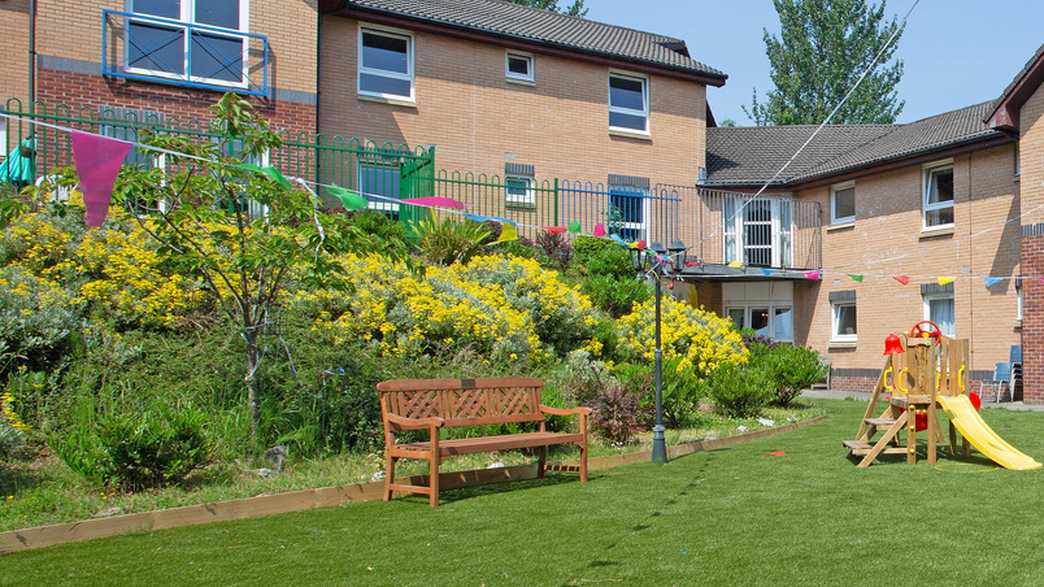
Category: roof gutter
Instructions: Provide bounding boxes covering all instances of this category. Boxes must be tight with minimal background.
[335,6,728,87]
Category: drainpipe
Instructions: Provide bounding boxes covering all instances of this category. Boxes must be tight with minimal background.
[28,0,37,111]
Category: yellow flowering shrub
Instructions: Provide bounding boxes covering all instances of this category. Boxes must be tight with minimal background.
[1,210,203,328]
[297,253,600,365]
[616,296,748,379]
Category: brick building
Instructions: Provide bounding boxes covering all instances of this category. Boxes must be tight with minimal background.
[3,1,1044,400]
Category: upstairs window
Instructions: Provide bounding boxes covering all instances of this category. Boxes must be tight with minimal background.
[608,73,648,134]
[358,27,414,102]
[505,52,534,83]
[127,0,249,87]
[830,181,855,225]
[923,162,954,228]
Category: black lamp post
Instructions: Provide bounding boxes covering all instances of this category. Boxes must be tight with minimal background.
[629,239,688,464]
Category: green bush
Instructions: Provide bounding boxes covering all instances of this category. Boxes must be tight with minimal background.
[760,344,828,406]
[549,350,617,407]
[582,274,651,318]
[0,420,24,461]
[706,363,774,419]
[613,358,706,429]
[572,236,632,279]
[51,395,211,491]
[412,216,491,265]
[0,267,80,374]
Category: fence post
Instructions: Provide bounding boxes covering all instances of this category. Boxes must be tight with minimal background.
[553,177,559,227]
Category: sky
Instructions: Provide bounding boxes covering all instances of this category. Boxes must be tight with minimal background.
[585,0,1043,125]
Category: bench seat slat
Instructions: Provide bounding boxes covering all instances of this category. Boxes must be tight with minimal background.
[398,431,584,456]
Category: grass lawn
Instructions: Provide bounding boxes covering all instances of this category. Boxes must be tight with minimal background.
[4,398,1044,585]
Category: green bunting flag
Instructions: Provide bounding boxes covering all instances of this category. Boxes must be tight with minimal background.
[847,273,864,282]
[568,221,581,234]
[327,185,368,211]
[236,162,294,190]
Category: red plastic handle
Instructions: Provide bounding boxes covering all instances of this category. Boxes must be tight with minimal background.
[909,320,942,344]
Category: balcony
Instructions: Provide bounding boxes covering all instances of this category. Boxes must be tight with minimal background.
[682,187,823,276]
[101,9,269,97]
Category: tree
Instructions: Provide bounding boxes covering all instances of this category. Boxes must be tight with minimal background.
[107,94,398,443]
[510,0,588,17]
[743,0,905,126]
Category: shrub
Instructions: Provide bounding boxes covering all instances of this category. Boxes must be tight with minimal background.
[550,350,617,407]
[616,296,749,379]
[413,216,491,265]
[760,343,828,406]
[590,386,641,446]
[582,274,651,318]
[51,395,212,491]
[0,419,24,461]
[0,267,80,373]
[534,230,573,270]
[573,236,632,279]
[706,363,774,419]
[346,211,408,253]
[613,358,706,429]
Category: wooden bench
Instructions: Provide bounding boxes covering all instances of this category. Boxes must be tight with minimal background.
[376,377,590,507]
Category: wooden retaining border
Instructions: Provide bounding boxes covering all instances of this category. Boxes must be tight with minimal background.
[0,415,823,554]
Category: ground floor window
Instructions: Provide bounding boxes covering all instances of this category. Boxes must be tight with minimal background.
[359,161,400,214]
[831,301,857,342]
[726,304,793,342]
[923,293,955,337]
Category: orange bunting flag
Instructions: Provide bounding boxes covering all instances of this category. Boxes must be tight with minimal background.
[893,275,910,286]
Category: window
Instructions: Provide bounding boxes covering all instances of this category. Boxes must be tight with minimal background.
[608,176,650,242]
[505,176,534,208]
[924,293,955,337]
[358,27,414,102]
[832,302,857,342]
[725,305,793,342]
[127,0,249,87]
[830,181,855,225]
[608,72,648,134]
[505,52,533,82]
[923,163,954,228]
[1017,279,1024,322]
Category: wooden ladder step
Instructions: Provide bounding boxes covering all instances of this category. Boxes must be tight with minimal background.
[843,440,907,456]
[864,418,897,427]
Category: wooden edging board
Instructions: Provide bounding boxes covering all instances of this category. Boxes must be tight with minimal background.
[0,415,823,554]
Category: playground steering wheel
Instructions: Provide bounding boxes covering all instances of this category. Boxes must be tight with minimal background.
[910,320,943,345]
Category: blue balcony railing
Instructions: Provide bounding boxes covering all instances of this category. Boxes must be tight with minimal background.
[101,9,270,97]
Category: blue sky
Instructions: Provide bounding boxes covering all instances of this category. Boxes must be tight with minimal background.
[587,1,1042,124]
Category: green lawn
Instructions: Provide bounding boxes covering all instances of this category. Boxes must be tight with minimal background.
[5,399,1044,585]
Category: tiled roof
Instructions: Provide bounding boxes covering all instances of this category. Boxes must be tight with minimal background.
[705,101,1006,188]
[339,0,726,82]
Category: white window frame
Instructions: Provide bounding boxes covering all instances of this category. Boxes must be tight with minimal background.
[830,180,856,225]
[922,292,956,337]
[608,71,649,135]
[505,51,534,83]
[922,160,955,230]
[726,304,794,342]
[126,0,250,90]
[357,24,415,103]
[1016,282,1023,322]
[505,175,535,207]
[831,301,857,343]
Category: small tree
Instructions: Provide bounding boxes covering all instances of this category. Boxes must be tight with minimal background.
[509,0,587,16]
[104,94,391,442]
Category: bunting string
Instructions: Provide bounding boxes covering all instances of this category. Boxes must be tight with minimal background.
[2,109,1044,289]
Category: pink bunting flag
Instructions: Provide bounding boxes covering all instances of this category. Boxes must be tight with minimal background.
[400,196,464,209]
[893,275,911,286]
[593,223,607,237]
[70,130,132,227]
[544,226,567,234]
[803,270,822,281]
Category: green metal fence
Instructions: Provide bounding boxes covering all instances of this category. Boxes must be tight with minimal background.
[0,98,436,211]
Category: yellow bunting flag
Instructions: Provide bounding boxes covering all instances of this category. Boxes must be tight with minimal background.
[937,277,955,286]
[497,222,518,243]
[727,260,744,269]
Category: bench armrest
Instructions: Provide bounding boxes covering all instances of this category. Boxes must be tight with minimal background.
[539,405,592,417]
[386,413,445,430]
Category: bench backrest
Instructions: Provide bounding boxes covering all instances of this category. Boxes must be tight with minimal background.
[376,377,544,428]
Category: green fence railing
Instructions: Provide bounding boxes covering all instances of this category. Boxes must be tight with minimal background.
[0,98,436,211]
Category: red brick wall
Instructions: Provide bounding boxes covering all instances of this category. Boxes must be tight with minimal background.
[37,68,316,136]
[1020,229,1044,403]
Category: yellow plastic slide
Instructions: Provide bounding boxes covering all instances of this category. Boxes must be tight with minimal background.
[936,395,1043,471]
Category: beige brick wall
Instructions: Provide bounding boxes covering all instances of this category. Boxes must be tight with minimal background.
[0,0,30,108]
[1021,82,1044,223]
[34,0,317,94]
[795,143,1021,377]
[318,16,706,243]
